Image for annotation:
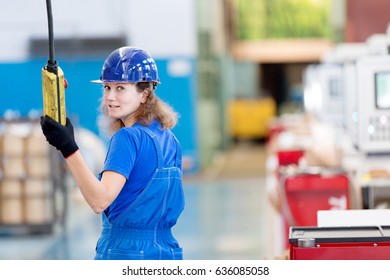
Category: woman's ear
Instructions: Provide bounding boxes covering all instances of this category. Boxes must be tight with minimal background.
[140,90,149,103]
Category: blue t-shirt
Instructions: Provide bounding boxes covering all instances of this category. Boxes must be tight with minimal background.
[99,121,179,220]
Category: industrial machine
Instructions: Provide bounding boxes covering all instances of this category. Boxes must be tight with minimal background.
[303,63,344,128]
[280,34,390,258]
[354,55,390,154]
[289,225,390,260]
[277,167,351,249]
[289,209,390,260]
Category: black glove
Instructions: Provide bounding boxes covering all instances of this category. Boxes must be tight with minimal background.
[40,115,79,158]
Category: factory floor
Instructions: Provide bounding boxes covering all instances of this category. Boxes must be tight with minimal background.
[0,141,285,260]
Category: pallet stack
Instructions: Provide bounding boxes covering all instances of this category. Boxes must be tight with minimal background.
[0,119,65,234]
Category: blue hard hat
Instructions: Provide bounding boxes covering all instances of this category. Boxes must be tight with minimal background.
[92,46,160,84]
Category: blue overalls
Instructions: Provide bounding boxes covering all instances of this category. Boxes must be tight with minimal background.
[94,125,185,260]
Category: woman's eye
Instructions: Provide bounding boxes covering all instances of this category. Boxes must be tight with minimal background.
[103,85,110,91]
[117,86,125,91]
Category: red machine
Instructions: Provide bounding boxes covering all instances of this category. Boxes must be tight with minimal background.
[289,226,390,260]
[278,169,351,248]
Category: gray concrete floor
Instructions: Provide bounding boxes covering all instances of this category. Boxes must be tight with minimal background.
[0,141,282,260]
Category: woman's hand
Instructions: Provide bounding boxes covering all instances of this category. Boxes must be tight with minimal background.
[40,115,79,158]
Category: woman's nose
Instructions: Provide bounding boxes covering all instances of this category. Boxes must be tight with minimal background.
[105,90,116,100]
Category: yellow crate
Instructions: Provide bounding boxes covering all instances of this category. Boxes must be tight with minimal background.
[228,97,276,139]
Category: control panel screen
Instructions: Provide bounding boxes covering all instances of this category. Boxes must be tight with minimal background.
[328,77,341,98]
[375,71,390,109]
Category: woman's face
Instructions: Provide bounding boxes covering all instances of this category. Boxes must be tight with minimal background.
[103,82,147,126]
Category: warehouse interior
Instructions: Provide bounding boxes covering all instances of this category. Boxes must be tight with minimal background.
[0,142,273,260]
[2,0,390,260]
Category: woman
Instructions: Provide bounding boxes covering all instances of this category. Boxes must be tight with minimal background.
[40,46,185,260]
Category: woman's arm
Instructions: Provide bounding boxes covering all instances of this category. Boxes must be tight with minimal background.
[65,150,126,214]
[40,116,126,214]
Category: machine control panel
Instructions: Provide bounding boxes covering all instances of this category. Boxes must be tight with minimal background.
[355,55,390,154]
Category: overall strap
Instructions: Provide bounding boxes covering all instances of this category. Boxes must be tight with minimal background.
[133,125,163,169]
[173,135,182,169]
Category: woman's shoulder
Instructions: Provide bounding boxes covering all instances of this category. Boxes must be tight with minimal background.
[113,121,172,141]
[112,126,134,136]
[135,121,166,135]
[111,126,147,146]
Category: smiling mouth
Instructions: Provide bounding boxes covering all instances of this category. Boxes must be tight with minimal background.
[108,105,120,109]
